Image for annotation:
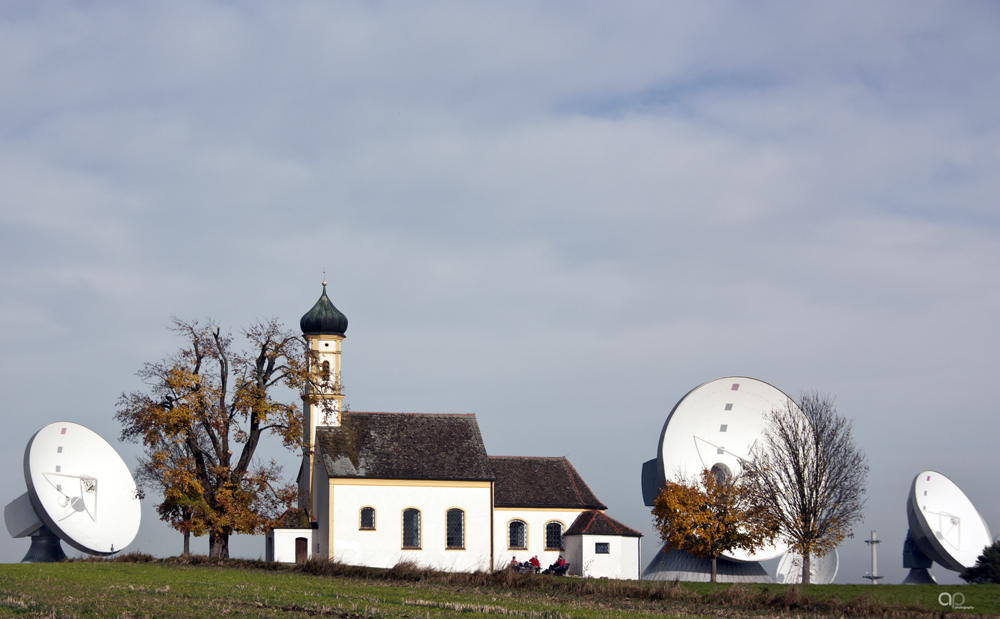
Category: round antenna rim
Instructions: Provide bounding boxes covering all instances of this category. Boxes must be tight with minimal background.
[906,470,992,572]
[23,422,141,556]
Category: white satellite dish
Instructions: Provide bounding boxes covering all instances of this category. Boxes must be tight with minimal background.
[646,376,793,563]
[775,549,838,584]
[902,470,991,582]
[4,422,141,561]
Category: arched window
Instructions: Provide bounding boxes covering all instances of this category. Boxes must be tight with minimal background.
[402,508,421,549]
[446,509,464,549]
[360,507,376,530]
[544,521,564,550]
[321,360,331,381]
[508,520,527,549]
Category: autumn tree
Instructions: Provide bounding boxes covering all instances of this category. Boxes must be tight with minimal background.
[652,468,777,583]
[115,317,311,558]
[133,437,201,555]
[743,393,868,584]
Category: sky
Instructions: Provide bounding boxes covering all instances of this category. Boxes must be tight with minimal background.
[2,1,999,585]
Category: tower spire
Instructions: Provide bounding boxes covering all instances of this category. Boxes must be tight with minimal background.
[298,283,348,512]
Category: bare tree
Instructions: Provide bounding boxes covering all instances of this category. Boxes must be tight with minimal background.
[743,392,868,584]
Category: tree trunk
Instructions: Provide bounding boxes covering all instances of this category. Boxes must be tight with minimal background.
[209,531,230,558]
[802,552,811,585]
[183,531,190,555]
[710,555,717,583]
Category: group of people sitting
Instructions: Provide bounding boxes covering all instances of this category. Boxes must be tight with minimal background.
[508,554,569,575]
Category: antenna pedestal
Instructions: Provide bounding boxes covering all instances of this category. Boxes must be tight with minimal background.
[21,526,67,563]
[902,568,937,585]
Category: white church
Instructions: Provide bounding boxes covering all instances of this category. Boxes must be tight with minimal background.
[266,284,641,579]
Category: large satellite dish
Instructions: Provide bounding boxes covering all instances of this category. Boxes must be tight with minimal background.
[902,471,991,583]
[644,376,793,563]
[4,422,141,562]
[775,550,838,584]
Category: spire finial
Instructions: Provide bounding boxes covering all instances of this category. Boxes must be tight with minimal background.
[322,270,327,288]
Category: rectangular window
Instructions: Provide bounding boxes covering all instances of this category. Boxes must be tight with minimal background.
[545,522,564,550]
[402,509,421,549]
[595,542,610,554]
[446,509,464,549]
[508,520,527,549]
[360,507,376,530]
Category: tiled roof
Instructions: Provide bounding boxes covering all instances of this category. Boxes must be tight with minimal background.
[272,508,314,529]
[490,456,606,510]
[316,412,495,481]
[564,510,642,537]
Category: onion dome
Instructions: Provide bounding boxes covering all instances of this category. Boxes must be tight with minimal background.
[300,282,348,337]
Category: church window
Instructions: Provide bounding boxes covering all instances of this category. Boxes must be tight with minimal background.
[402,508,421,549]
[544,521,564,550]
[595,542,610,554]
[446,509,464,549]
[321,360,331,381]
[360,507,376,530]
[508,520,527,549]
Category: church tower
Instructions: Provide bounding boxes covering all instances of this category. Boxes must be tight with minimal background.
[298,281,349,512]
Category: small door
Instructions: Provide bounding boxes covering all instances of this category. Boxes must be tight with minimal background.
[295,537,308,563]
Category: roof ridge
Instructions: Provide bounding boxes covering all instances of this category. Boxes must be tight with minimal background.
[563,458,584,504]
[488,455,565,460]
[348,411,477,417]
[604,512,643,537]
[598,512,623,534]
[562,458,606,509]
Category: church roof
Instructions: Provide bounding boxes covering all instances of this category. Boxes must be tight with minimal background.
[271,508,315,530]
[300,283,349,337]
[564,510,642,538]
[316,412,495,481]
[490,456,607,510]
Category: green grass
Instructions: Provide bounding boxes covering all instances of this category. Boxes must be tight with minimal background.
[0,557,998,618]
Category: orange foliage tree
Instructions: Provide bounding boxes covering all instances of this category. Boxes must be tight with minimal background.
[651,469,778,582]
[115,317,310,558]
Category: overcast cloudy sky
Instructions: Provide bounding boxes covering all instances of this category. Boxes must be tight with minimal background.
[2,2,999,584]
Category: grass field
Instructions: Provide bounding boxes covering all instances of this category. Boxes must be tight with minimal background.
[0,556,998,618]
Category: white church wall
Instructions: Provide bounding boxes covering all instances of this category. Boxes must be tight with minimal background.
[618,536,641,580]
[493,508,587,571]
[267,528,317,563]
[328,480,492,572]
[564,534,640,580]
